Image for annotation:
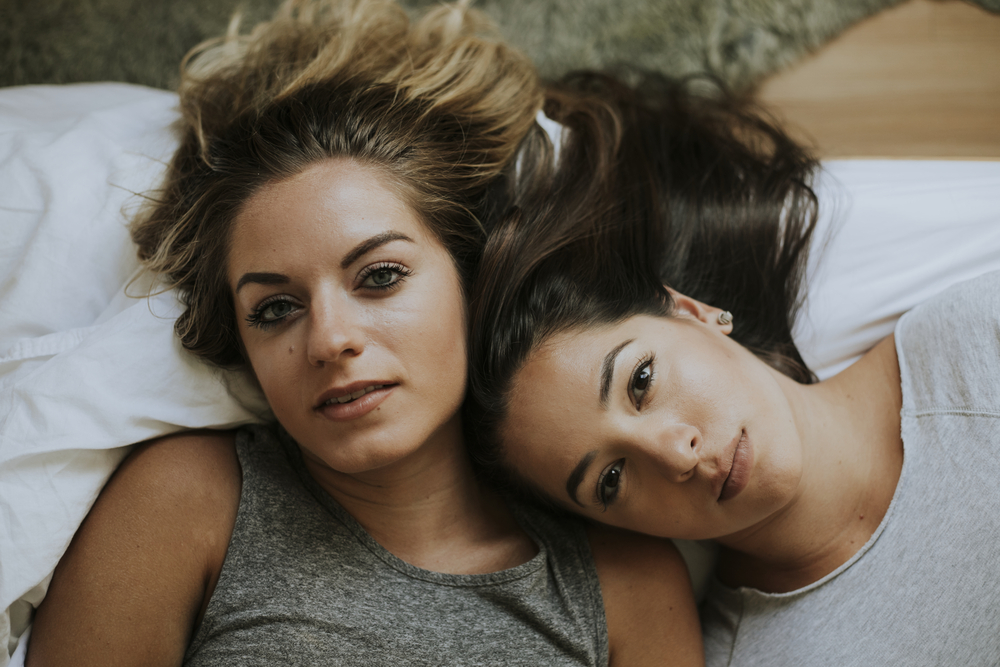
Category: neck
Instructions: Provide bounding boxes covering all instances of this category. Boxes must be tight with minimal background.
[717,335,904,592]
[302,415,536,574]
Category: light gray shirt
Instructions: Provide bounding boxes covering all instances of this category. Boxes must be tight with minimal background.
[701,271,1000,666]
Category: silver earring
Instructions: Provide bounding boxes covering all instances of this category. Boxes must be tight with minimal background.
[717,311,733,325]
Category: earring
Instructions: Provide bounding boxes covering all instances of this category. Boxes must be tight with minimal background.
[717,311,733,325]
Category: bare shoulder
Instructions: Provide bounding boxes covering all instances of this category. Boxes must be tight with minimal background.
[117,429,242,507]
[28,429,241,667]
[92,429,243,543]
[587,523,704,667]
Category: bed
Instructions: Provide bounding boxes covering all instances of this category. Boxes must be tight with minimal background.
[2,1,999,664]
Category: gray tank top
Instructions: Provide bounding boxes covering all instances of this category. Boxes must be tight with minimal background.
[184,424,608,666]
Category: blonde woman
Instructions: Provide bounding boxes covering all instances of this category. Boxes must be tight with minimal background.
[25,1,700,665]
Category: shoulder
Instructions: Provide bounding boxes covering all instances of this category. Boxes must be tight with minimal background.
[121,428,242,501]
[27,430,241,666]
[896,270,1000,411]
[116,429,243,576]
[587,524,703,667]
[102,429,243,536]
[897,270,1000,345]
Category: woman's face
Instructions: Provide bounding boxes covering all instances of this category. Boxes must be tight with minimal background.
[228,159,468,475]
[502,298,804,541]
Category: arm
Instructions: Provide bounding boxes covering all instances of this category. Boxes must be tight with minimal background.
[588,524,704,667]
[27,431,240,667]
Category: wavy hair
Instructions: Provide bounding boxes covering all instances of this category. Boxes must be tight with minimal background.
[131,0,542,367]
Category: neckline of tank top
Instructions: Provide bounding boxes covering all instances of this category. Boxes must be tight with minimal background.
[272,424,555,587]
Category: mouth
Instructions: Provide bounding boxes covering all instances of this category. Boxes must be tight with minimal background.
[313,382,397,421]
[317,384,387,407]
[718,429,753,502]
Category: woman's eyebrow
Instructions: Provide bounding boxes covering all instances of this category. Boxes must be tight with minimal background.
[566,450,598,506]
[234,231,414,294]
[235,272,289,294]
[599,339,634,408]
[340,230,414,269]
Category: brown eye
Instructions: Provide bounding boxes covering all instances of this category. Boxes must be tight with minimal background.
[630,361,653,407]
[597,460,625,508]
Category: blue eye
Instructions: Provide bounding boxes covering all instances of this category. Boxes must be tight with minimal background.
[246,297,300,330]
[359,262,411,291]
[630,359,653,408]
[597,459,625,509]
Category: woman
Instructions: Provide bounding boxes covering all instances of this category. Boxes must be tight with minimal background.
[465,74,1000,665]
[25,1,700,664]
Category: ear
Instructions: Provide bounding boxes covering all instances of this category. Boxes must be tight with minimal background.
[665,287,734,335]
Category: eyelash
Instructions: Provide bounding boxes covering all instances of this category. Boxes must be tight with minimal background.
[629,354,655,409]
[357,262,411,292]
[592,356,653,509]
[245,295,301,331]
[243,262,412,331]
[596,459,625,510]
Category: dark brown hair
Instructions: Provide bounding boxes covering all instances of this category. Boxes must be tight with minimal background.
[130,0,542,367]
[465,71,819,492]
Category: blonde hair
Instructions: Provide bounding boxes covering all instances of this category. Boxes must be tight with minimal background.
[132,0,542,367]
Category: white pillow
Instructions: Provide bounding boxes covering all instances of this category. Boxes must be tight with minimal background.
[799,159,1000,379]
[1,83,999,663]
[0,84,269,664]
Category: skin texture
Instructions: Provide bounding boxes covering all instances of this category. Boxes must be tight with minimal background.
[28,431,240,667]
[228,159,472,490]
[505,291,903,593]
[506,295,802,541]
[28,159,703,666]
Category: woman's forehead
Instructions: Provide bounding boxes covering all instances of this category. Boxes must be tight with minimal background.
[227,159,431,274]
[507,326,622,428]
[521,319,646,378]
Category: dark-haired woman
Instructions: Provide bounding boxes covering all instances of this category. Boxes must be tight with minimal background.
[25,2,702,665]
[466,74,1000,666]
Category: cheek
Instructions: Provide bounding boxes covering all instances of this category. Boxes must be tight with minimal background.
[242,332,308,408]
[385,270,468,396]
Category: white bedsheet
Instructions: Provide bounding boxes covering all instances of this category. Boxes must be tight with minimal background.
[1,83,999,664]
[0,84,270,663]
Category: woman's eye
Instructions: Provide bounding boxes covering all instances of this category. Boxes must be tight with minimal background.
[262,301,294,321]
[246,298,300,330]
[630,359,653,407]
[368,268,396,286]
[597,460,625,509]
[359,263,410,291]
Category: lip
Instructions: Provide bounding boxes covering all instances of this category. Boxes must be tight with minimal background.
[718,429,753,502]
[314,381,396,422]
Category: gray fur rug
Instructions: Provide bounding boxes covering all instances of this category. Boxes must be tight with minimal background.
[2,0,998,92]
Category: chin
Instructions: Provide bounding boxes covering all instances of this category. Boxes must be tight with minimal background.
[304,433,424,474]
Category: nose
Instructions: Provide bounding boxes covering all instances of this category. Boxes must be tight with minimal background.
[306,297,366,367]
[644,422,701,483]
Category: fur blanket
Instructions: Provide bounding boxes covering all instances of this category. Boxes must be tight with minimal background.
[2,0,998,92]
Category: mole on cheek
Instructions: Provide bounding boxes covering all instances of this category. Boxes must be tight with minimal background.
[288,346,294,354]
